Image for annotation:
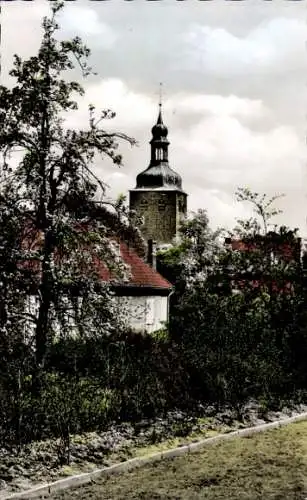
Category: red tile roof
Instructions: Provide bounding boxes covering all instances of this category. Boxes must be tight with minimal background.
[226,236,300,262]
[18,225,171,291]
[224,236,300,294]
[93,241,171,289]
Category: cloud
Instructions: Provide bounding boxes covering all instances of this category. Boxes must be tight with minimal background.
[170,112,305,231]
[64,79,156,131]
[1,1,117,86]
[65,80,268,134]
[181,17,306,77]
[167,94,266,120]
[1,0,50,81]
[172,116,304,192]
[58,6,118,49]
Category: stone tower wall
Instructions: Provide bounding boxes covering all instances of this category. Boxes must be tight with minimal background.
[130,190,187,244]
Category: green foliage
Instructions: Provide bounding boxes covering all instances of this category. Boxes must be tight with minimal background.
[168,187,306,412]
[234,187,285,236]
[158,209,224,298]
[157,246,185,288]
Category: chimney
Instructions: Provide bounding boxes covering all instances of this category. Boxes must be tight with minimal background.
[147,239,157,270]
[225,237,232,251]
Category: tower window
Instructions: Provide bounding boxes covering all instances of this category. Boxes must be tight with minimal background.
[140,199,148,210]
[155,149,163,161]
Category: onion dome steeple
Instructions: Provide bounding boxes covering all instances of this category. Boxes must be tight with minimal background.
[136,102,183,190]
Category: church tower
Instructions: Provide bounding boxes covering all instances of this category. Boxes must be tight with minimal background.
[129,103,187,245]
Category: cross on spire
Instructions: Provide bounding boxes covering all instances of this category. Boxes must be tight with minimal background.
[159,82,163,108]
[157,83,164,125]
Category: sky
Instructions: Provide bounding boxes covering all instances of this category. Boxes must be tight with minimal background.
[1,0,307,234]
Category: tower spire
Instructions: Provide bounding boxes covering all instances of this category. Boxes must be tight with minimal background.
[157,82,163,124]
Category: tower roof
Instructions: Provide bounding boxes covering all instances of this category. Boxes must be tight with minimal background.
[136,165,182,189]
[135,103,183,190]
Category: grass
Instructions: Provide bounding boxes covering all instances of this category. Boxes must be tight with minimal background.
[52,420,307,499]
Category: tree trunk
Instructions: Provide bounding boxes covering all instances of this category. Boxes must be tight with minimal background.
[33,230,54,395]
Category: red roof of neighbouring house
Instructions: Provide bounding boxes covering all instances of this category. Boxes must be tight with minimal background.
[224,235,300,294]
[93,241,172,289]
[225,235,301,262]
[18,224,172,291]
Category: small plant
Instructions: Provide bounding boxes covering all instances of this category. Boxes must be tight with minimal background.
[151,327,169,342]
[171,421,194,438]
[148,428,163,445]
[258,397,270,420]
